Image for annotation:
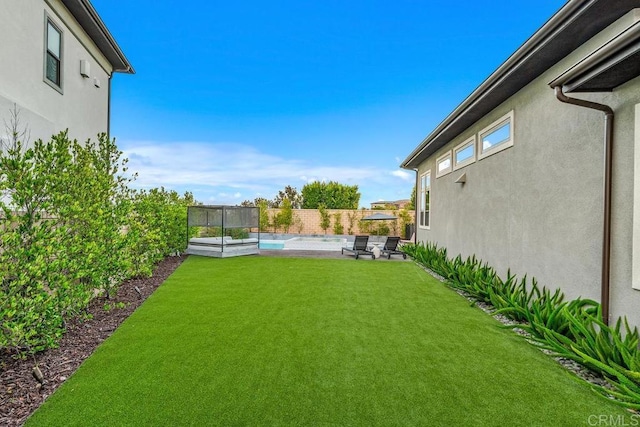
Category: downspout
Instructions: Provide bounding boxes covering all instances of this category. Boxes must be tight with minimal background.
[553,86,613,325]
[107,73,112,138]
[413,168,418,244]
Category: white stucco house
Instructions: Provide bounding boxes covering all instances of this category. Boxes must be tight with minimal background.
[0,0,133,145]
[401,0,640,327]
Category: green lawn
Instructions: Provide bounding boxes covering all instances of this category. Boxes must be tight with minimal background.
[27,256,628,426]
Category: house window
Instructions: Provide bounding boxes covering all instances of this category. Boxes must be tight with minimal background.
[454,136,476,170]
[436,151,452,178]
[478,111,514,159]
[45,19,62,89]
[419,171,430,229]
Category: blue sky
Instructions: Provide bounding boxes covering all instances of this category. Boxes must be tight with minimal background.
[93,0,566,207]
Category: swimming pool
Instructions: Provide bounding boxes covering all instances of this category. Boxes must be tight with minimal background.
[293,237,345,243]
[257,236,348,251]
[259,240,286,250]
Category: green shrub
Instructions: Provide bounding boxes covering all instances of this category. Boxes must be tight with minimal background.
[0,131,193,357]
[276,198,293,233]
[196,226,248,240]
[398,208,412,238]
[403,242,640,408]
[226,228,249,239]
[126,187,193,278]
[318,205,330,234]
[333,212,344,235]
[258,200,270,231]
[346,211,357,235]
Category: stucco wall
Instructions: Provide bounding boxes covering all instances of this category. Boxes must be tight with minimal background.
[0,0,112,145]
[415,18,640,327]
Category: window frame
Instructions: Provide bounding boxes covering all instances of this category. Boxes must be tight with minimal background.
[453,136,476,170]
[44,15,63,93]
[419,170,431,229]
[478,110,514,160]
[435,151,452,178]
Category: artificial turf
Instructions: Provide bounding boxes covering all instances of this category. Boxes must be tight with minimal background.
[27,256,628,426]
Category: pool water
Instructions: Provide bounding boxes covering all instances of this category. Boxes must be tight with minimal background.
[257,237,348,251]
[259,241,285,250]
[294,237,344,243]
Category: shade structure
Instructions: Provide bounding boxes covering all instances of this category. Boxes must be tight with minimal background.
[185,205,260,258]
[361,213,398,221]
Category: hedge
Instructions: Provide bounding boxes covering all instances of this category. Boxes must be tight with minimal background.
[0,131,193,356]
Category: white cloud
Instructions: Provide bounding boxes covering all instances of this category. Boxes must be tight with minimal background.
[119,140,413,205]
[391,169,412,181]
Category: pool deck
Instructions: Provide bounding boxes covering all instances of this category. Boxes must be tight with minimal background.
[259,250,410,261]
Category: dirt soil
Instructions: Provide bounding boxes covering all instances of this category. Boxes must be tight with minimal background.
[0,255,186,427]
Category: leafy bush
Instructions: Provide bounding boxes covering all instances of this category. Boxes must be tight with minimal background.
[397,208,412,238]
[126,187,193,278]
[346,211,357,235]
[318,205,330,234]
[333,212,344,235]
[373,222,390,236]
[273,198,293,233]
[258,200,270,231]
[403,242,640,409]
[0,131,192,357]
[301,181,360,209]
[357,220,369,234]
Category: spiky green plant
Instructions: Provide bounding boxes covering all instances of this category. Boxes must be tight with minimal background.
[403,241,640,409]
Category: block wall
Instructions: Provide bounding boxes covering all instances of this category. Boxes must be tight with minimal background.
[264,209,415,237]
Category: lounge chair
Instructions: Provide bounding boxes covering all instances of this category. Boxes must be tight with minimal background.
[380,236,407,259]
[400,232,415,246]
[341,235,375,260]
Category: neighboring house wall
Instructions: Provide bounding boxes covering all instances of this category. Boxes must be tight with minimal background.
[0,0,113,144]
[370,199,411,209]
[414,15,640,327]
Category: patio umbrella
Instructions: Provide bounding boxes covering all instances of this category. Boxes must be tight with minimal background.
[361,213,398,221]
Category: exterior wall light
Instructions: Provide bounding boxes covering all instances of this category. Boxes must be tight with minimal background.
[455,172,466,184]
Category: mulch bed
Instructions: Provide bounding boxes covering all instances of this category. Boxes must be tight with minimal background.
[0,255,187,427]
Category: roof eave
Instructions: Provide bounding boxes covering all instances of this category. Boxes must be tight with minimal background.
[61,0,135,74]
[401,0,638,170]
[549,10,640,92]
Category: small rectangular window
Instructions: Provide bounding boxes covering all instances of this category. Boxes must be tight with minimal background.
[45,19,62,89]
[436,151,452,178]
[478,111,514,159]
[453,136,476,170]
[419,171,430,229]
